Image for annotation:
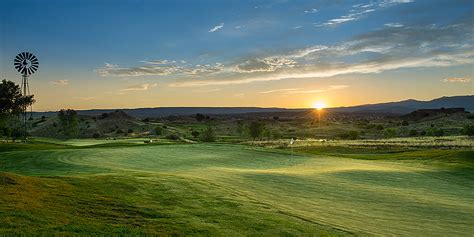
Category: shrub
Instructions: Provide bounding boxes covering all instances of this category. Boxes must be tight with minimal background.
[338,131,359,140]
[384,128,397,138]
[165,134,180,140]
[92,132,100,138]
[409,129,418,136]
[155,126,163,135]
[116,129,123,134]
[195,113,206,122]
[401,120,409,126]
[127,128,134,134]
[191,131,200,139]
[462,125,474,136]
[375,125,384,130]
[467,114,474,119]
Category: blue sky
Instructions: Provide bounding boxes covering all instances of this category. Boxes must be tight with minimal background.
[0,0,473,110]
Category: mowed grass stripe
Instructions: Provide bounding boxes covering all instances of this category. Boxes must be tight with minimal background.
[1,143,473,235]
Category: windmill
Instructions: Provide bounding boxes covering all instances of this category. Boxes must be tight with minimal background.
[13,52,39,137]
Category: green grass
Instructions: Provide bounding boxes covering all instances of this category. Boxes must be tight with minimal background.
[1,141,473,235]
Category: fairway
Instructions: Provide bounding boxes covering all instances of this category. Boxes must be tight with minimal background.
[1,143,473,235]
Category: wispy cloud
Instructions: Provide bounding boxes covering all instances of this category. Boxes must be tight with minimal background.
[304,8,318,14]
[316,0,412,27]
[73,96,96,101]
[209,23,224,32]
[442,77,472,83]
[259,88,301,94]
[51,80,69,85]
[99,18,473,88]
[384,22,404,28]
[119,83,158,92]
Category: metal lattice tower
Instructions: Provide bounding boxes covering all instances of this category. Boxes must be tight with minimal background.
[13,52,39,138]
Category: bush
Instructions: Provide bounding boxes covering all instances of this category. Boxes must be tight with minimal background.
[127,128,134,134]
[375,125,384,130]
[92,132,100,138]
[409,129,418,136]
[467,114,474,119]
[384,128,397,138]
[165,134,180,140]
[116,129,123,134]
[338,130,359,140]
[155,126,163,135]
[462,125,474,136]
[191,131,200,139]
[200,126,215,142]
[401,120,409,126]
[195,113,206,122]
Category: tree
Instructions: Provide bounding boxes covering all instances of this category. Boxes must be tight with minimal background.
[58,109,78,138]
[200,126,215,142]
[384,128,397,138]
[0,79,35,138]
[248,121,264,140]
[155,126,163,135]
[195,113,206,122]
[409,129,418,136]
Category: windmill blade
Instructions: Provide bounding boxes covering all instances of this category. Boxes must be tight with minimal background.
[14,58,22,63]
[21,67,27,75]
[21,52,27,59]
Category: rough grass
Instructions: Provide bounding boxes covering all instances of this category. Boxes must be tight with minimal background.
[0,142,473,235]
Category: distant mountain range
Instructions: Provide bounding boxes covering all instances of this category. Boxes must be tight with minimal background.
[329,95,474,114]
[33,95,473,118]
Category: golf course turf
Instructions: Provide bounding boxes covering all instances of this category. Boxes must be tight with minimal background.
[1,141,473,235]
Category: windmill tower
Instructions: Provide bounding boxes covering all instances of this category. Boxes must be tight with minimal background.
[13,52,39,137]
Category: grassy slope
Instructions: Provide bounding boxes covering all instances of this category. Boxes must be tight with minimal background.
[0,142,473,235]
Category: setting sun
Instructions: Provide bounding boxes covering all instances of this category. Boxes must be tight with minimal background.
[313,101,326,110]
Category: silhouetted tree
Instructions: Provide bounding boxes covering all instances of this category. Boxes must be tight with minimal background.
[195,113,206,122]
[248,121,264,140]
[0,79,35,138]
[200,126,215,142]
[58,109,78,138]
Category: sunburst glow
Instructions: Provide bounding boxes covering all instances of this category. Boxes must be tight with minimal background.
[313,101,326,110]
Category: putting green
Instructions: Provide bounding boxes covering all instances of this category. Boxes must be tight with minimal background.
[0,143,473,235]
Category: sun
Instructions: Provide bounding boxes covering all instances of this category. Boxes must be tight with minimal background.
[312,101,326,110]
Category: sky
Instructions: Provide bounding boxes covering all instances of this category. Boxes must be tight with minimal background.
[0,0,473,111]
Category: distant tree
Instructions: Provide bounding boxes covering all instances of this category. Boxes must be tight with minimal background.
[142,118,150,123]
[195,113,206,122]
[434,128,444,137]
[273,116,280,121]
[58,109,78,138]
[462,125,474,136]
[41,116,46,122]
[248,121,264,140]
[116,129,123,134]
[200,126,215,142]
[127,128,134,134]
[92,132,100,138]
[236,121,245,135]
[384,128,397,138]
[262,128,272,140]
[409,129,418,136]
[155,126,163,135]
[191,131,200,139]
[375,124,384,130]
[401,120,409,126]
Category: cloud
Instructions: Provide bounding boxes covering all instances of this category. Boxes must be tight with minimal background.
[97,61,225,77]
[119,83,158,92]
[209,23,224,32]
[384,22,404,28]
[304,8,318,14]
[99,18,473,88]
[442,77,472,83]
[260,85,349,95]
[51,80,69,85]
[259,88,301,94]
[292,26,303,30]
[73,96,96,101]
[316,0,412,27]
